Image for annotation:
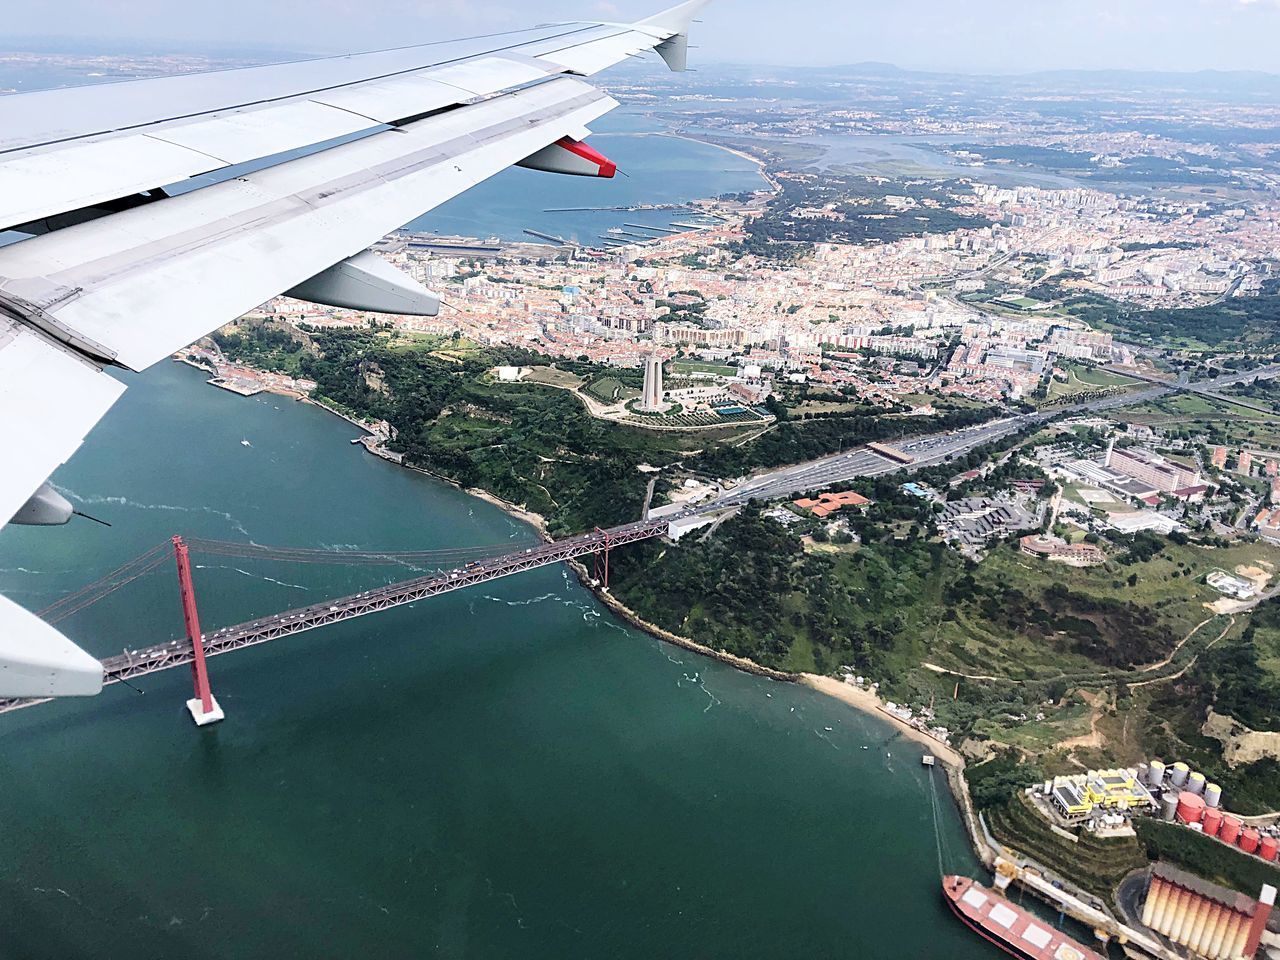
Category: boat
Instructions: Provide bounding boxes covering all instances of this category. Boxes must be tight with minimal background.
[942,875,1101,960]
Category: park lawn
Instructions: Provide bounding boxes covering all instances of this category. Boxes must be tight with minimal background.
[671,360,737,378]
[378,330,448,354]
[1045,362,1142,400]
[521,366,584,389]
[1072,364,1141,388]
[584,377,639,404]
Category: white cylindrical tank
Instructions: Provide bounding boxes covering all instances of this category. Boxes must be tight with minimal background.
[1170,762,1189,788]
[1188,771,1206,795]
[1204,783,1222,808]
[1148,759,1166,787]
[1161,792,1179,821]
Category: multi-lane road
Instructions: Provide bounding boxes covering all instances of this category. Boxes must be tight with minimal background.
[691,364,1280,513]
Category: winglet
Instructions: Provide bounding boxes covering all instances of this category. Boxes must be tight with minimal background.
[636,0,710,36]
[635,0,709,71]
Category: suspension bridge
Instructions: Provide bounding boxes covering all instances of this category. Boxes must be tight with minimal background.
[0,519,667,722]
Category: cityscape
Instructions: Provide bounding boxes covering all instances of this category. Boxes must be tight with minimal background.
[1,4,1279,959]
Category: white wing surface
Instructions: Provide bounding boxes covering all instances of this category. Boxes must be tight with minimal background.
[0,0,709,697]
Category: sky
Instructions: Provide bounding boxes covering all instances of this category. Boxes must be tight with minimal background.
[6,0,1280,74]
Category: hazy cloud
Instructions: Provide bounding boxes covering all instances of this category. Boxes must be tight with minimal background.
[5,0,1276,73]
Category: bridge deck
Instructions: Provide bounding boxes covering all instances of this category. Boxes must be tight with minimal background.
[0,520,665,714]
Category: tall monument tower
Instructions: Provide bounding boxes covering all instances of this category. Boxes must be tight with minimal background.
[640,353,664,412]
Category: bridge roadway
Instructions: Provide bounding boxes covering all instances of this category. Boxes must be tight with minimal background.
[0,519,666,714]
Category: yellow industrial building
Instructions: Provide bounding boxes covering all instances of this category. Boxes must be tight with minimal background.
[1047,768,1155,823]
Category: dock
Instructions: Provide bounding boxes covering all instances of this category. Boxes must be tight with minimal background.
[207,376,263,397]
[543,203,689,213]
[522,228,570,245]
[623,222,680,234]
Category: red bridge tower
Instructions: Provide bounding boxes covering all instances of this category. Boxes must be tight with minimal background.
[172,536,223,726]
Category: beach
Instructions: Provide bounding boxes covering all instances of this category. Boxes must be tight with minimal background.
[800,673,966,768]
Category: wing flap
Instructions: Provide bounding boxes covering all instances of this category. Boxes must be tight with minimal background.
[0,317,125,528]
[0,595,103,697]
[148,100,375,165]
[1,134,223,230]
[0,78,616,371]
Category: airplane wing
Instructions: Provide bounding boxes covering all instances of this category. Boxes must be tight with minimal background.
[0,0,709,697]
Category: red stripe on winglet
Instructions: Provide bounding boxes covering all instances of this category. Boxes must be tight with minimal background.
[557,136,617,178]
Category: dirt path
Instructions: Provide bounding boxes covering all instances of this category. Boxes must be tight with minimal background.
[1136,615,1216,673]
[921,661,1013,682]
[1128,617,1235,689]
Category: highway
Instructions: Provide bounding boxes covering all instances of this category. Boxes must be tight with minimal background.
[708,416,1030,507]
[693,364,1280,512]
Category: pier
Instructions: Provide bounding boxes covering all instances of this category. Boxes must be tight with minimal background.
[543,203,689,213]
[622,223,680,234]
[523,228,571,245]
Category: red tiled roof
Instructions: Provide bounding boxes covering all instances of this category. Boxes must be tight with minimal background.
[794,490,872,518]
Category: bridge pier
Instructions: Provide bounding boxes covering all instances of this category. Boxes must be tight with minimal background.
[172,536,223,726]
[592,528,614,589]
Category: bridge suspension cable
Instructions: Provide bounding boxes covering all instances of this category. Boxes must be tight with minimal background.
[182,536,523,566]
[1,519,666,718]
[36,541,172,625]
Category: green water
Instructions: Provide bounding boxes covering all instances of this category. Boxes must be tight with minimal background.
[0,363,993,959]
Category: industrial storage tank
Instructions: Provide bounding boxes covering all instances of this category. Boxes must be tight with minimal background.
[1170,762,1190,788]
[1220,816,1242,844]
[1161,792,1179,821]
[1240,828,1260,854]
[1204,783,1222,808]
[1176,791,1206,824]
[1148,760,1166,787]
[1261,836,1279,862]
[1187,771,1206,795]
[1202,808,1223,837]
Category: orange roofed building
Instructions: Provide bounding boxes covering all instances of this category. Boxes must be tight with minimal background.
[793,491,872,518]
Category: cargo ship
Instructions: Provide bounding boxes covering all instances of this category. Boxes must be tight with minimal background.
[943,875,1102,960]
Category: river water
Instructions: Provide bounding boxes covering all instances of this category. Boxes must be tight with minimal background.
[0,362,993,958]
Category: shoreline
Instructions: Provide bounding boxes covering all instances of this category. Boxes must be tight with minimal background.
[798,674,965,768]
[218,368,987,850]
[657,130,781,194]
